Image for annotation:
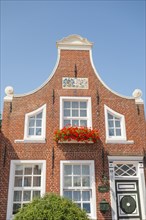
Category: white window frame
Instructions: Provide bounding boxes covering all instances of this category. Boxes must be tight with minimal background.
[104,105,126,143]
[60,160,97,220]
[6,160,46,220]
[60,97,92,129]
[24,104,46,142]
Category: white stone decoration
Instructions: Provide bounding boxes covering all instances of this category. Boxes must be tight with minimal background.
[62,77,88,89]
[56,34,93,50]
[4,86,14,101]
[132,89,143,104]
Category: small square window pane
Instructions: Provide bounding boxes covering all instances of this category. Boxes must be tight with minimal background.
[64,120,70,127]
[63,191,72,200]
[80,120,87,127]
[115,120,121,127]
[14,177,22,187]
[82,176,90,187]
[73,165,81,175]
[82,165,90,175]
[33,176,41,187]
[80,102,87,108]
[29,128,34,135]
[13,203,21,214]
[23,191,31,201]
[109,129,114,136]
[116,129,121,136]
[76,203,81,208]
[83,203,91,213]
[73,191,81,201]
[14,191,22,202]
[29,119,35,127]
[73,177,81,187]
[64,101,70,108]
[36,120,42,127]
[64,165,72,175]
[64,109,70,117]
[72,102,78,108]
[108,113,113,119]
[36,128,42,135]
[72,120,79,126]
[37,112,42,118]
[24,177,32,187]
[15,165,23,175]
[33,165,41,175]
[108,121,114,128]
[33,191,40,198]
[64,177,72,187]
[82,191,90,201]
[72,110,78,117]
[24,167,32,175]
[80,110,87,117]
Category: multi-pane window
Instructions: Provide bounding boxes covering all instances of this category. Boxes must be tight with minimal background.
[12,163,42,214]
[28,112,42,136]
[63,101,88,127]
[61,161,96,217]
[108,113,121,137]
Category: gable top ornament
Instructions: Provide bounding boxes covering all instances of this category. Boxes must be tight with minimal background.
[56,34,93,50]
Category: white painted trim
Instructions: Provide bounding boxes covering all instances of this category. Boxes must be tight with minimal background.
[14,139,46,143]
[24,104,46,141]
[106,140,134,144]
[104,105,127,142]
[13,49,61,97]
[108,156,144,162]
[60,96,92,129]
[60,160,97,220]
[6,160,46,220]
[89,49,136,100]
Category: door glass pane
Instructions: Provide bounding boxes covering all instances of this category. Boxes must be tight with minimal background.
[23,191,31,201]
[82,191,90,201]
[72,120,79,126]
[73,191,81,201]
[82,165,90,175]
[83,203,91,213]
[72,102,78,108]
[80,102,87,108]
[15,165,23,175]
[63,191,72,200]
[24,167,32,175]
[14,177,22,187]
[24,177,32,187]
[33,177,41,187]
[73,165,81,175]
[82,176,90,187]
[33,165,41,175]
[64,165,72,175]
[80,120,87,127]
[13,191,22,202]
[64,177,72,187]
[73,177,81,187]
[80,110,87,117]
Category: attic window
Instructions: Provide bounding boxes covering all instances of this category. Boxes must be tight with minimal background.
[24,104,46,141]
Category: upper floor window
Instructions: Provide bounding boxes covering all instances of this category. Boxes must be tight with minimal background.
[24,104,46,141]
[60,97,92,129]
[104,105,126,142]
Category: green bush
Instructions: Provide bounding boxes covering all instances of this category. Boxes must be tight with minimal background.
[14,193,90,220]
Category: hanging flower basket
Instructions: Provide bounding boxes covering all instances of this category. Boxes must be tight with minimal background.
[54,126,100,143]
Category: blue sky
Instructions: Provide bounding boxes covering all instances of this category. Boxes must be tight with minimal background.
[1,0,145,114]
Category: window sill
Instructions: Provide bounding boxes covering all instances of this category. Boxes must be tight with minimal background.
[14,139,46,143]
[58,140,95,144]
[106,139,134,144]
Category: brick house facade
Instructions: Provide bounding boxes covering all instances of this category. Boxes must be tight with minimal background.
[0,35,146,220]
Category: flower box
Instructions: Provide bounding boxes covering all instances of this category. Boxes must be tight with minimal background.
[54,126,100,143]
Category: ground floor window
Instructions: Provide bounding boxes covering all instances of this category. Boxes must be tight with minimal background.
[60,160,96,219]
[7,160,46,220]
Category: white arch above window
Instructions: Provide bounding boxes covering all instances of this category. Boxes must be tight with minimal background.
[104,105,127,143]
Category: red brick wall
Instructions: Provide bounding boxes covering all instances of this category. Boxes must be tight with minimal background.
[0,49,145,220]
